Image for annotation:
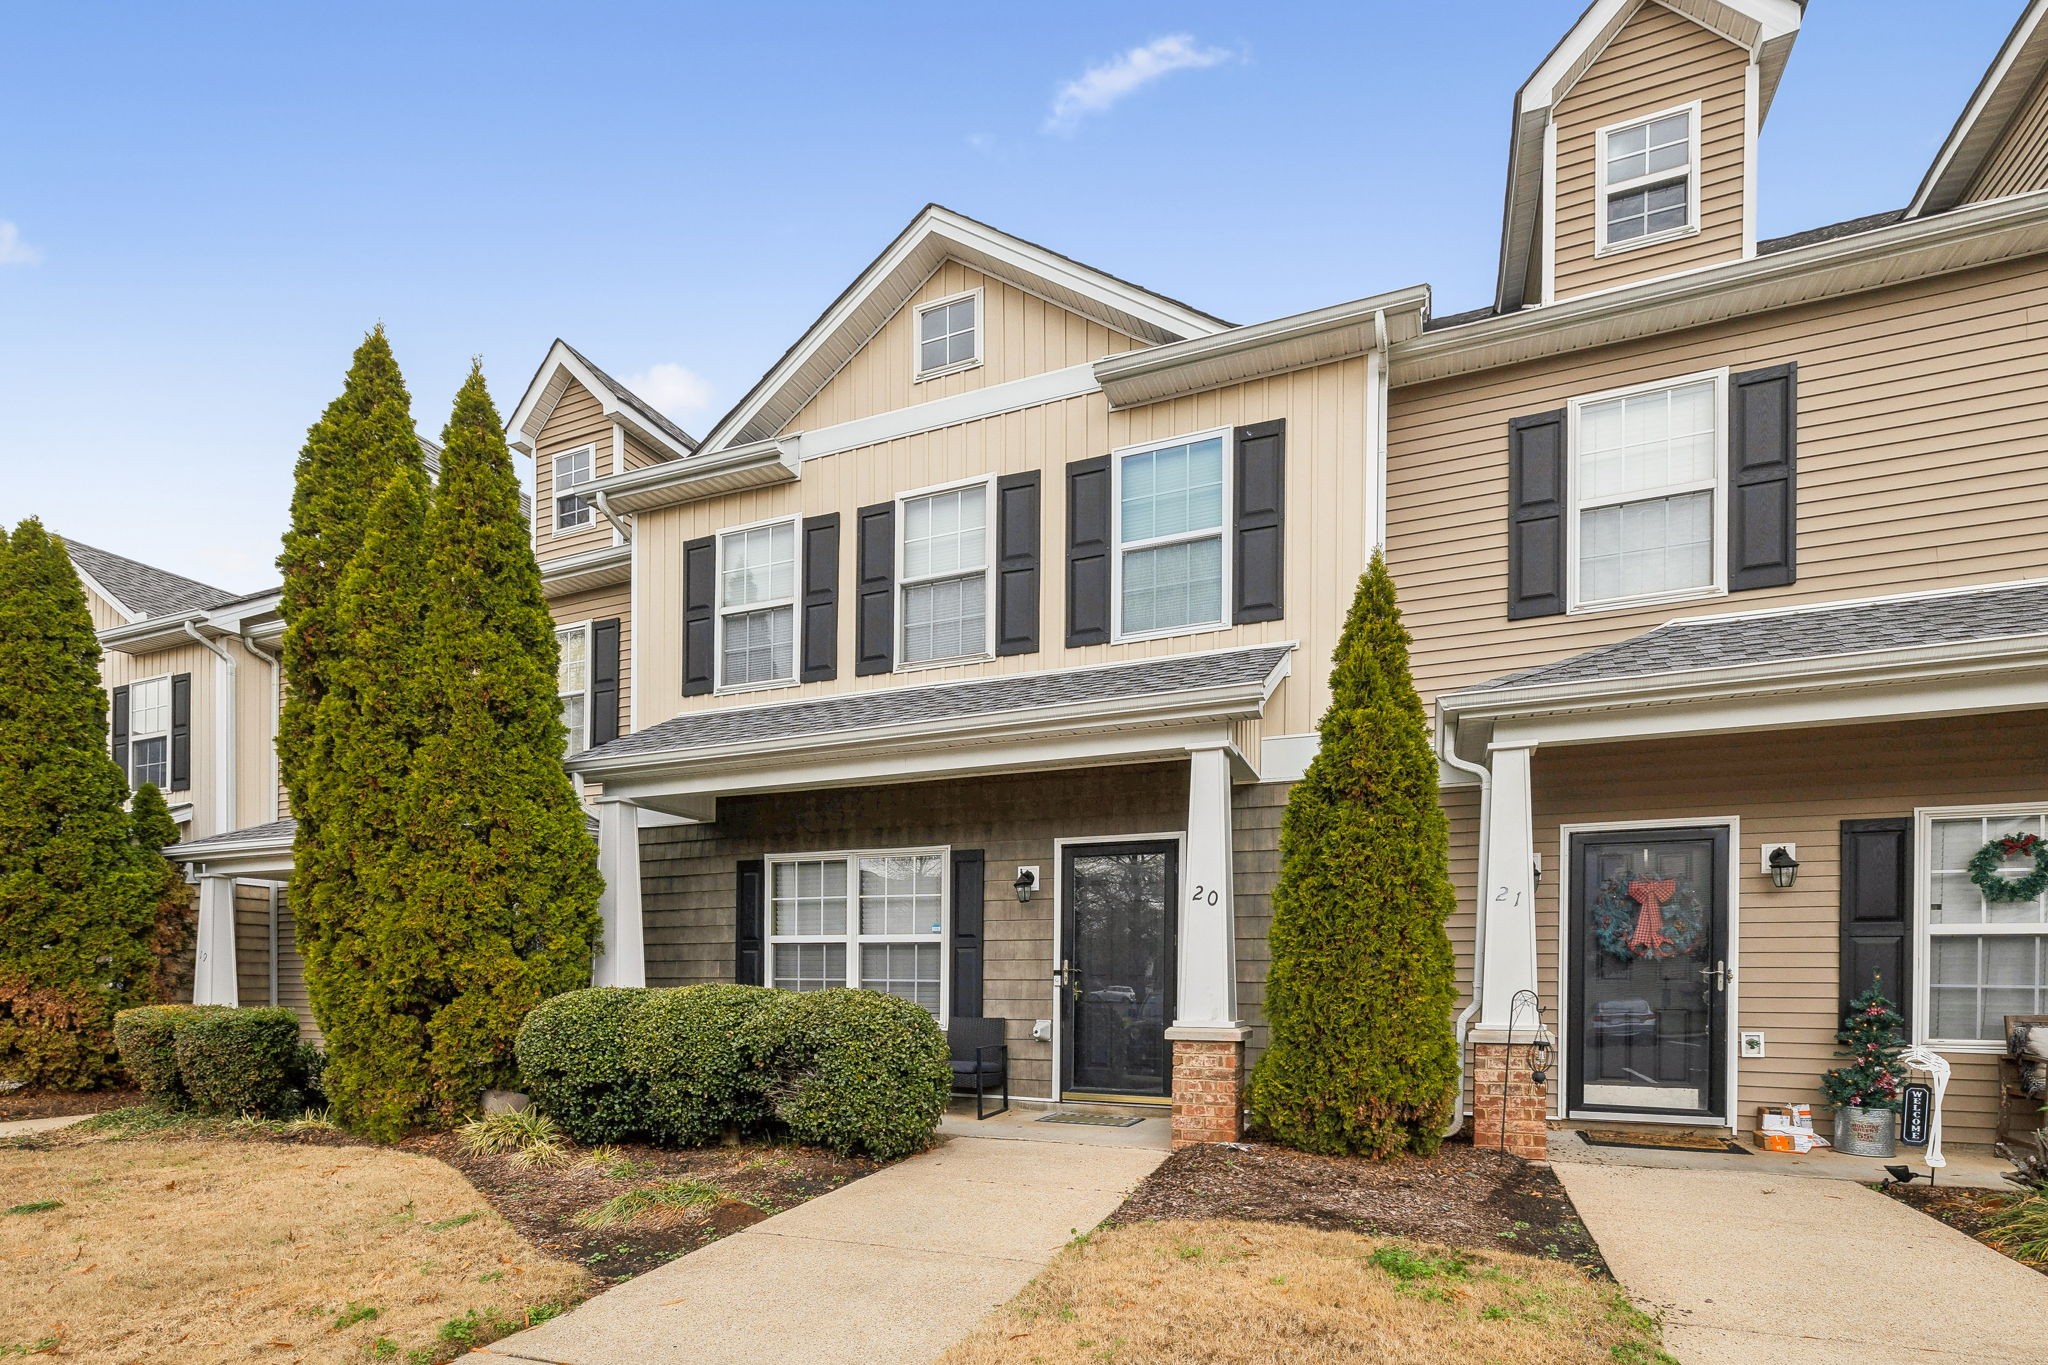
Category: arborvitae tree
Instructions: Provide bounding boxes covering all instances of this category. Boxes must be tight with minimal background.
[1245,550,1460,1158]
[128,784,196,1003]
[400,364,602,1122]
[0,521,158,1088]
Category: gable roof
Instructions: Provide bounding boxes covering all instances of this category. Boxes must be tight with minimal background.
[692,203,1230,455]
[1910,0,2048,217]
[506,339,700,461]
[1496,0,1805,311]
[63,538,239,621]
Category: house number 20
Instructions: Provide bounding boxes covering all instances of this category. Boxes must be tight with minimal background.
[1189,885,1220,905]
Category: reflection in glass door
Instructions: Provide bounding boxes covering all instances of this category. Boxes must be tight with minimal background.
[1060,842,1176,1098]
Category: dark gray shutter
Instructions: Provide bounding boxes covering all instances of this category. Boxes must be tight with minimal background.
[111,685,130,787]
[855,502,895,676]
[169,673,192,790]
[801,513,840,683]
[995,473,1041,656]
[1729,363,1798,591]
[735,859,765,987]
[1233,420,1285,624]
[950,849,985,1019]
[1065,455,1113,646]
[590,618,621,745]
[1841,819,1912,1030]
[682,535,715,697]
[1507,409,1567,619]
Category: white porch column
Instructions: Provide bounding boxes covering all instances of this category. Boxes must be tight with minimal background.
[592,800,646,988]
[192,874,239,1006]
[1472,743,1540,1039]
[1172,744,1238,1030]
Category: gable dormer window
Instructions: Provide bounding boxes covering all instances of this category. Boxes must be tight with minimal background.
[554,446,597,532]
[1596,104,1698,254]
[914,289,981,380]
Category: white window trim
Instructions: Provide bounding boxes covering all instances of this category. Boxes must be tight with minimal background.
[1110,426,1235,644]
[555,620,591,754]
[552,444,599,534]
[1912,801,2048,1053]
[124,671,175,790]
[912,287,984,382]
[713,513,802,696]
[1564,367,1729,616]
[1594,100,1702,258]
[894,473,998,672]
[764,845,952,1022]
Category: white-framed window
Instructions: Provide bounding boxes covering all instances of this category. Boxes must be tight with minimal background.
[1113,428,1231,641]
[1918,805,2048,1048]
[1595,102,1699,255]
[897,476,993,667]
[1567,371,1725,612]
[716,517,798,691]
[914,288,981,380]
[127,675,172,790]
[556,622,589,756]
[766,848,948,1016]
[554,446,597,532]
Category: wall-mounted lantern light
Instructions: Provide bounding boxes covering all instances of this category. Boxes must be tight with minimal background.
[1013,867,1040,903]
[1765,844,1800,889]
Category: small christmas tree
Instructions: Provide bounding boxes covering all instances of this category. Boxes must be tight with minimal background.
[1821,983,1906,1111]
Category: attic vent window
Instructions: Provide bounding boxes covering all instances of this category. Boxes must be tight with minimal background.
[915,289,981,380]
[1597,105,1698,254]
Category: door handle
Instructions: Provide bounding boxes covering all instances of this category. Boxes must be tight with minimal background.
[1054,959,1080,1001]
[1699,959,1731,992]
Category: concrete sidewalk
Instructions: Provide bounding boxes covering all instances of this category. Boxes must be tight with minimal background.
[1557,1163,2048,1364]
[483,1126,1165,1365]
[0,1114,92,1139]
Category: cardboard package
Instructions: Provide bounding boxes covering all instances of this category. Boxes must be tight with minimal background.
[1753,1103,1830,1153]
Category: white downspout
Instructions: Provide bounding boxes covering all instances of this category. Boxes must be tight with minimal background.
[182,621,236,835]
[1438,704,1491,1137]
[594,489,633,544]
[1367,310,1390,553]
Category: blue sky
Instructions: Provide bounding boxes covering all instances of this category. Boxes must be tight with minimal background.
[0,1,2020,592]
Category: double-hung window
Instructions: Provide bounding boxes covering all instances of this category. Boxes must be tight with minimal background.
[1597,104,1697,253]
[1569,373,1722,611]
[717,519,797,689]
[556,624,589,756]
[1921,807,2048,1046]
[898,479,991,666]
[914,289,980,379]
[127,676,171,790]
[1115,430,1229,639]
[767,850,946,1016]
[554,446,596,532]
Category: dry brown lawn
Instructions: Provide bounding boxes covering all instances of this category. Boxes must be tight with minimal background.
[0,1136,586,1363]
[939,1219,1673,1365]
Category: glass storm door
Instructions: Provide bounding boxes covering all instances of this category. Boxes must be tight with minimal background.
[1569,828,1729,1118]
[1060,842,1176,1099]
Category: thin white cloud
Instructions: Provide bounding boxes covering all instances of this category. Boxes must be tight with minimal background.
[1044,35,1237,135]
[622,362,716,421]
[0,221,42,266]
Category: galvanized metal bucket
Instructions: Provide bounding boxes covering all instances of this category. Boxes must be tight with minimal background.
[1832,1105,1897,1157]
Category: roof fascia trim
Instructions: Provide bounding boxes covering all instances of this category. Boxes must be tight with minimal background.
[506,341,696,462]
[1909,0,2048,218]
[71,563,140,624]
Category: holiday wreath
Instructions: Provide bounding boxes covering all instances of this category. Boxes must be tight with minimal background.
[1590,872,1705,962]
[1967,831,2048,903]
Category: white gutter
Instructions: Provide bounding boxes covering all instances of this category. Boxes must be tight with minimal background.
[593,489,632,544]
[1436,705,1491,1138]
[181,621,236,834]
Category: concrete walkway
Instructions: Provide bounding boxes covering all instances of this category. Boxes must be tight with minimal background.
[0,1114,91,1139]
[484,1119,1166,1365]
[1556,1163,2048,1364]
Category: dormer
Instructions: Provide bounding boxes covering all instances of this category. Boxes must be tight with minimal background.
[1497,0,1803,310]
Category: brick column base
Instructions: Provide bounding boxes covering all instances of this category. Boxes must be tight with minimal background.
[1470,1041,1548,1159]
[1169,1037,1245,1148]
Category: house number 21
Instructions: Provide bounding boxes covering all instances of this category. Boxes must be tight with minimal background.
[1189,885,1220,905]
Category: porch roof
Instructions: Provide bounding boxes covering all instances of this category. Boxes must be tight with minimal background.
[167,811,602,865]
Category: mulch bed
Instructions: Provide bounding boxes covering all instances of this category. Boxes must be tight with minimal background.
[1109,1136,1607,1276]
[1881,1183,2046,1277]
[0,1087,142,1122]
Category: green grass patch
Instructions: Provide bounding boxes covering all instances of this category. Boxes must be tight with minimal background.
[574,1178,724,1229]
[331,1302,378,1330]
[1366,1244,1472,1283]
[5,1201,62,1215]
[426,1212,483,1232]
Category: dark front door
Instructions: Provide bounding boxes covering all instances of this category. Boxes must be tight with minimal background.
[1060,841,1176,1099]
[1569,828,1730,1118]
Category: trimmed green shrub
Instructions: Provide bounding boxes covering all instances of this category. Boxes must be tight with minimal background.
[113,1005,229,1102]
[768,989,951,1160]
[173,1007,307,1117]
[514,988,647,1143]
[631,985,788,1146]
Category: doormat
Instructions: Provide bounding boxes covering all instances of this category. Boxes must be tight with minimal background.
[1578,1128,1748,1155]
[1037,1111,1144,1128]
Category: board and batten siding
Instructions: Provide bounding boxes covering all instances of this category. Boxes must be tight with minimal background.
[638,357,1370,742]
[1550,0,1750,300]
[101,639,216,830]
[534,378,618,564]
[1964,64,2048,205]
[781,261,1144,436]
[82,581,132,631]
[551,581,633,735]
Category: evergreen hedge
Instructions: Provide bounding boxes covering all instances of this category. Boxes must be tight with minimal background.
[1244,551,1461,1158]
[114,1004,317,1117]
[512,988,645,1143]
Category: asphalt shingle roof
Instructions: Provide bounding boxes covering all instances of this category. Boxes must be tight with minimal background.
[1757,208,1908,256]
[1463,582,2048,695]
[579,645,1295,763]
[63,539,240,619]
[560,341,699,453]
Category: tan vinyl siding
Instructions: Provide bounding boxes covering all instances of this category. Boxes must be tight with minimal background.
[535,379,616,562]
[232,637,282,829]
[781,261,1144,435]
[1551,1,1749,300]
[274,890,317,1040]
[100,640,219,835]
[1964,68,2048,204]
[551,582,633,737]
[622,431,669,471]
[234,882,273,1010]
[82,583,132,630]
[1387,254,2048,705]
